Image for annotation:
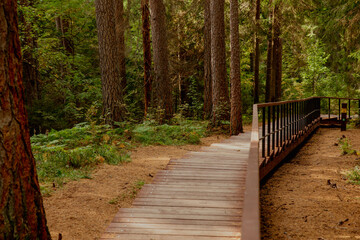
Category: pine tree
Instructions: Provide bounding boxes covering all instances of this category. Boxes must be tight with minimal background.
[0,1,51,238]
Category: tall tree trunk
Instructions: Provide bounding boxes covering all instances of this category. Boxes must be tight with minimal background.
[211,0,230,125]
[254,0,261,103]
[204,0,212,119]
[272,1,282,101]
[95,0,124,124]
[142,0,152,116]
[55,16,74,55]
[230,0,243,135]
[19,0,39,106]
[149,0,173,120]
[265,0,273,103]
[0,1,51,239]
[114,0,127,91]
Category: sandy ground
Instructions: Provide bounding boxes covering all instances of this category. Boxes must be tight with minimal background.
[43,134,229,240]
[261,128,360,240]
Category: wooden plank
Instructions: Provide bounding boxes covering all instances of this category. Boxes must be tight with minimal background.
[140,185,244,193]
[133,198,241,209]
[155,172,245,179]
[116,207,241,216]
[137,193,243,201]
[138,189,243,198]
[166,166,245,171]
[105,228,241,237]
[112,213,242,222]
[143,183,244,189]
[100,233,241,240]
[107,222,240,231]
[111,217,241,226]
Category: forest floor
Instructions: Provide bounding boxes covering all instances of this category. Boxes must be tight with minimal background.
[43,132,234,240]
[261,128,360,240]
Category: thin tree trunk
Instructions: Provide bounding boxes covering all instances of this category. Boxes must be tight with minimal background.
[114,0,126,91]
[230,0,243,135]
[254,0,261,103]
[149,0,173,120]
[204,0,212,119]
[211,0,230,125]
[55,16,74,55]
[141,0,152,116]
[265,0,273,103]
[19,0,40,106]
[272,1,282,101]
[95,0,124,124]
[0,1,51,239]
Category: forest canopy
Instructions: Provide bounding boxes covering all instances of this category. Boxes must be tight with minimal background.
[19,0,360,132]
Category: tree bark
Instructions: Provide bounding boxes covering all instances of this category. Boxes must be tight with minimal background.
[0,1,51,239]
[114,0,127,91]
[230,0,243,135]
[265,0,273,103]
[141,0,152,116]
[19,0,39,106]
[95,0,125,124]
[149,0,173,120]
[211,0,230,125]
[272,1,282,101]
[55,16,74,55]
[204,0,212,119]
[254,0,261,103]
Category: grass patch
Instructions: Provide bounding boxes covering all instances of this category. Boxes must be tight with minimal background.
[32,123,131,194]
[345,166,360,184]
[339,138,357,155]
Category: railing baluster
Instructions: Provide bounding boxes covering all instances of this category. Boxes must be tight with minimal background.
[262,107,265,158]
[349,99,351,119]
[276,105,279,151]
[267,106,270,157]
[328,98,331,119]
[280,105,283,147]
[272,106,275,153]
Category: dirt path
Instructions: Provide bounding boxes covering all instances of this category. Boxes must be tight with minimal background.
[261,128,360,240]
[43,134,228,240]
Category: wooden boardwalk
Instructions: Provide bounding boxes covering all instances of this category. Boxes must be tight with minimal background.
[101,132,251,240]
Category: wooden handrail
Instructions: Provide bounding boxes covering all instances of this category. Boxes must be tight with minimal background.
[241,104,260,240]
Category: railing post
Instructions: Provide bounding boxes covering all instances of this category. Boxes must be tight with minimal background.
[328,98,331,119]
[342,103,347,131]
[338,99,341,120]
[349,99,351,119]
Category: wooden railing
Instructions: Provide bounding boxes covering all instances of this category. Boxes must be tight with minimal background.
[241,96,360,240]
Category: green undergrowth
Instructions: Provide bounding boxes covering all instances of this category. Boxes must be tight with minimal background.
[32,120,209,195]
[349,118,360,129]
[133,120,207,145]
[345,166,360,185]
[339,138,358,155]
[338,136,360,185]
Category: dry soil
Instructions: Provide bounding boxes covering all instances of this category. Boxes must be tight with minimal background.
[261,128,360,240]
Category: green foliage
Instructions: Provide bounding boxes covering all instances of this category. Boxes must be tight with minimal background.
[339,138,357,155]
[133,120,207,145]
[345,166,360,185]
[32,123,131,194]
[349,118,360,129]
